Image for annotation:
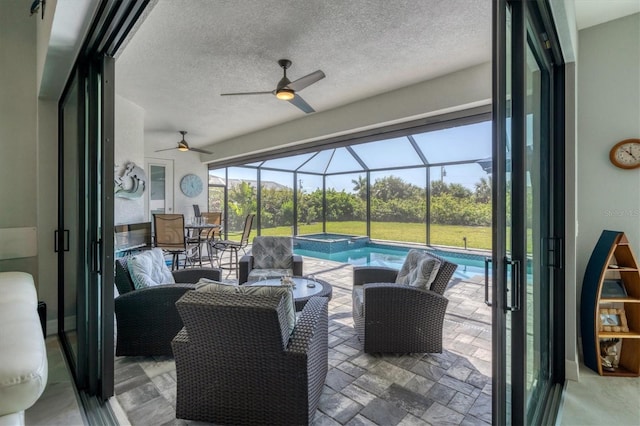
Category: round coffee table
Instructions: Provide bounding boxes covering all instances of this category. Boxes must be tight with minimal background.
[249,276,332,311]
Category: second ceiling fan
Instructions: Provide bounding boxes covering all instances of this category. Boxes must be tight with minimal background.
[155,131,213,154]
[221,59,325,113]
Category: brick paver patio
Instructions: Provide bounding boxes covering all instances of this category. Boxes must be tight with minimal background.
[114,254,492,425]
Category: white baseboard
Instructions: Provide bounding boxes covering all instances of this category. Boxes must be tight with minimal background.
[565,359,580,381]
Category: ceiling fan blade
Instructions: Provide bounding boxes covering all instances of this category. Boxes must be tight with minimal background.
[189,147,213,155]
[287,70,325,92]
[287,94,315,114]
[220,91,273,96]
[154,147,178,152]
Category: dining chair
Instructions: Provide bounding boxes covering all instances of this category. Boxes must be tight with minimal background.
[153,213,200,270]
[211,213,255,277]
[192,212,223,265]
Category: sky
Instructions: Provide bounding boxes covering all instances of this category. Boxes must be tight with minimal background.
[210,119,492,193]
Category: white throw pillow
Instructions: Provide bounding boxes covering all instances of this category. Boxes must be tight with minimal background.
[127,248,175,289]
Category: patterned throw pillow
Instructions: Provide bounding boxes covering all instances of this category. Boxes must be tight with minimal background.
[238,285,296,335]
[396,249,427,285]
[195,278,238,293]
[195,279,296,335]
[407,256,441,289]
[127,248,175,289]
[252,237,293,269]
[396,249,441,289]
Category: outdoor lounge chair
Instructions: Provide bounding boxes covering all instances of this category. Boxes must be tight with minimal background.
[114,254,221,356]
[238,236,303,284]
[172,289,328,425]
[352,250,457,354]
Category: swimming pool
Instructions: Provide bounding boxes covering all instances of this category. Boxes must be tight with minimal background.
[294,243,488,280]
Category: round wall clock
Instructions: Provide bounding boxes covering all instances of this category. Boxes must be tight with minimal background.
[180,174,203,197]
[609,138,640,169]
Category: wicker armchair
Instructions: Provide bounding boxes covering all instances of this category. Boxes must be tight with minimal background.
[238,236,303,284]
[172,291,328,425]
[352,251,457,354]
[114,257,221,356]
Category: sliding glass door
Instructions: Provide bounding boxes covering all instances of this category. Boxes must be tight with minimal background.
[58,56,115,399]
[57,0,150,403]
[492,0,565,423]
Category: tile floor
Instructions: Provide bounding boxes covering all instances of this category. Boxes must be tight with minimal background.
[23,254,639,425]
[113,256,494,425]
[24,337,84,425]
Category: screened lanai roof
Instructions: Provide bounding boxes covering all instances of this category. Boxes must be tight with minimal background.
[232,118,492,176]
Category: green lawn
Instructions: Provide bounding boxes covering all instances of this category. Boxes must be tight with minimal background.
[252,221,493,250]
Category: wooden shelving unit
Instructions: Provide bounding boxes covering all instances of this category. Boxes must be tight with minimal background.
[581,230,640,376]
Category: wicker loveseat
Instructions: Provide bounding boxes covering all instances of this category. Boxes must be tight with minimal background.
[114,256,221,356]
[352,250,457,354]
[172,290,328,425]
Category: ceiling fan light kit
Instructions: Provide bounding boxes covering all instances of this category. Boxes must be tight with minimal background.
[220,58,325,113]
[276,89,295,100]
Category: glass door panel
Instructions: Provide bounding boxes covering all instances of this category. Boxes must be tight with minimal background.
[524,20,552,424]
[145,159,174,219]
[60,72,84,381]
[494,1,562,424]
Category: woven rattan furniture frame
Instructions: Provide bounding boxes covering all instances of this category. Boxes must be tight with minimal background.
[352,252,457,354]
[238,236,303,284]
[114,258,221,356]
[172,291,328,425]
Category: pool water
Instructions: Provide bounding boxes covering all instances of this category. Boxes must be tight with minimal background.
[294,243,488,280]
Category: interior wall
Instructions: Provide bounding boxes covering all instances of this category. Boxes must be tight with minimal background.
[37,100,60,332]
[115,94,146,224]
[143,149,209,219]
[0,1,39,276]
[201,62,491,163]
[576,13,640,341]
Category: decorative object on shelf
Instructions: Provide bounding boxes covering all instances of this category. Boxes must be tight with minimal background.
[180,174,203,197]
[599,338,620,371]
[114,161,146,199]
[581,230,640,377]
[599,308,629,333]
[601,279,628,298]
[609,138,640,169]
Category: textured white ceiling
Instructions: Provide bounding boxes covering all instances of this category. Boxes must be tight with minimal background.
[115,0,492,151]
[115,0,640,152]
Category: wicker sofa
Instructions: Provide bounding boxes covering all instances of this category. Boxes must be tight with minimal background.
[114,257,221,356]
[172,290,328,425]
[352,251,457,354]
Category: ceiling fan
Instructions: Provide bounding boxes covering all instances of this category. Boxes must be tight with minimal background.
[221,59,325,114]
[155,131,213,154]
